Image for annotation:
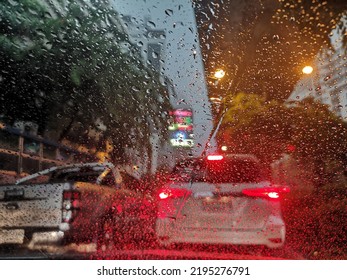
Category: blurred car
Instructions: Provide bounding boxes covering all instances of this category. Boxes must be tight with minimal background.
[0,162,156,250]
[169,157,204,182]
[156,154,289,248]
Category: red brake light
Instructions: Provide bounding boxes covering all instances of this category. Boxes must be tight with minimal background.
[62,190,81,223]
[242,187,289,200]
[63,191,80,200]
[158,188,191,200]
[159,191,170,200]
[267,192,280,199]
[207,155,224,161]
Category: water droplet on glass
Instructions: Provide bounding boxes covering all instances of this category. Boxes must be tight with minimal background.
[147,21,156,28]
[165,9,173,16]
[273,34,280,41]
[8,0,19,6]
[324,75,331,81]
[132,86,140,92]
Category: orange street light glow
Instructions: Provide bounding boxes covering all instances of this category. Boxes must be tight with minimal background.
[302,66,313,74]
[214,69,225,79]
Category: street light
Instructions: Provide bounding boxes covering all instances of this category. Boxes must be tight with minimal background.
[302,65,313,75]
[214,69,226,79]
[209,69,225,109]
[204,68,233,156]
[209,68,226,86]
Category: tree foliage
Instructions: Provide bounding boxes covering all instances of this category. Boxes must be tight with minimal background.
[0,0,172,163]
[218,93,291,163]
[218,93,347,183]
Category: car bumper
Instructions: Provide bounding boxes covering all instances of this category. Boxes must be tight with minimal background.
[156,215,285,249]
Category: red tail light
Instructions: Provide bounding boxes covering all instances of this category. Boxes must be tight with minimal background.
[62,190,81,223]
[159,191,170,200]
[207,155,224,161]
[158,187,191,200]
[242,187,289,200]
[63,191,80,200]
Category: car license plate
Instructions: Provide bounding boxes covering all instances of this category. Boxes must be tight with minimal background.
[0,229,25,244]
[201,196,233,212]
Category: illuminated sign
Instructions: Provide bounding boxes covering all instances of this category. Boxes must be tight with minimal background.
[168,109,194,148]
[170,131,194,147]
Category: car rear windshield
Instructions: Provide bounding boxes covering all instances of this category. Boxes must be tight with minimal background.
[194,159,263,183]
[52,171,100,183]
[50,167,106,183]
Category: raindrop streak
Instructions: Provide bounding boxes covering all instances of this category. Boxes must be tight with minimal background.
[165,9,173,16]
[147,21,156,28]
[132,86,140,92]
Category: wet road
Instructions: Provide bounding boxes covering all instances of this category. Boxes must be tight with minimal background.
[0,242,304,260]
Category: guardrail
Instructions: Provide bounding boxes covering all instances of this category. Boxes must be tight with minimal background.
[0,122,96,175]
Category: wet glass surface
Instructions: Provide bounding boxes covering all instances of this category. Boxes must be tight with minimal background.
[0,0,347,260]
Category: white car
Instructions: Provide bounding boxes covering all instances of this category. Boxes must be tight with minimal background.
[156,154,289,248]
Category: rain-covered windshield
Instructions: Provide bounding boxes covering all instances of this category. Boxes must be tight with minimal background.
[203,158,263,183]
[0,0,346,268]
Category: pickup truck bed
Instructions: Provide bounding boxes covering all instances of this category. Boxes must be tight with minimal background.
[0,162,156,247]
[0,183,73,245]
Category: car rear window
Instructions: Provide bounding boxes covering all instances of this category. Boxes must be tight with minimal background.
[194,159,263,183]
[51,171,100,183]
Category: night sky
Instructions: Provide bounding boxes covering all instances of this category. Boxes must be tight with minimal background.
[194,0,347,101]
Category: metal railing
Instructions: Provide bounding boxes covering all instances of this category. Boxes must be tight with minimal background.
[0,122,96,175]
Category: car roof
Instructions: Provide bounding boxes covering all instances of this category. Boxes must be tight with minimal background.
[175,154,260,166]
[216,154,260,162]
[15,162,115,185]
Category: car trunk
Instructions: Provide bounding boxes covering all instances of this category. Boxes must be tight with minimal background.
[168,181,275,232]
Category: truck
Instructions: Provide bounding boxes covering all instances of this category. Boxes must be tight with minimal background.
[0,162,156,250]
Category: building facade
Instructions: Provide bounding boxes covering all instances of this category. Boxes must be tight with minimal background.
[113,0,213,171]
[288,14,347,121]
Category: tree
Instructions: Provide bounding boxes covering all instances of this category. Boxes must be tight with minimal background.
[218,93,291,164]
[288,98,347,189]
[0,0,172,166]
[217,93,347,188]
